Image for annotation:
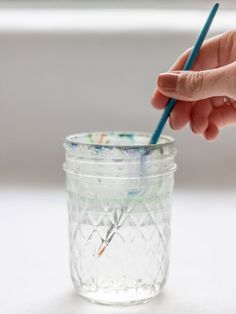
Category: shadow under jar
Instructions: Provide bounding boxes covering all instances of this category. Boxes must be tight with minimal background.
[63,132,177,305]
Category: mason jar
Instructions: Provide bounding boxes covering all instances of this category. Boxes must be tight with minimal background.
[63,131,177,305]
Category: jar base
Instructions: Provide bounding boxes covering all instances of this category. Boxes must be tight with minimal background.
[74,286,162,306]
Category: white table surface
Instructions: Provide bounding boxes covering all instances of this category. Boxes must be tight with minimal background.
[1,187,236,314]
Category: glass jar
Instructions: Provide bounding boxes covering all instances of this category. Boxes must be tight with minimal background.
[63,132,177,305]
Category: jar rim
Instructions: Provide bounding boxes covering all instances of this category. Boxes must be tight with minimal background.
[64,131,175,150]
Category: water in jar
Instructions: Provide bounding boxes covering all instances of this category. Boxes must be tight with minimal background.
[67,174,173,305]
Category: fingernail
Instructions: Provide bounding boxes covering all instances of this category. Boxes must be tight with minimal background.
[158,73,179,91]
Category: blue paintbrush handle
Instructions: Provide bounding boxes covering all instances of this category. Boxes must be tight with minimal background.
[149,3,219,145]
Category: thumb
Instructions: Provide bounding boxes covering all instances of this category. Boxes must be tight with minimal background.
[157,62,236,101]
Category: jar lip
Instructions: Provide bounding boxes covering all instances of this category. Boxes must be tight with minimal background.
[64,131,175,150]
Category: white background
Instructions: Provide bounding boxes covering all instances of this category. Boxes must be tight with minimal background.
[0,7,236,314]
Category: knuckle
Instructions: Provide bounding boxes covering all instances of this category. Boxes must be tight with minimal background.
[225,30,236,41]
[225,62,236,99]
[184,71,205,98]
[230,62,236,94]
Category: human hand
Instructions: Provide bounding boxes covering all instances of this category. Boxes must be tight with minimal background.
[151,31,236,140]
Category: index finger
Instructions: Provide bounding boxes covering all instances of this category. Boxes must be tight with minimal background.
[170,32,222,71]
[151,33,222,109]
